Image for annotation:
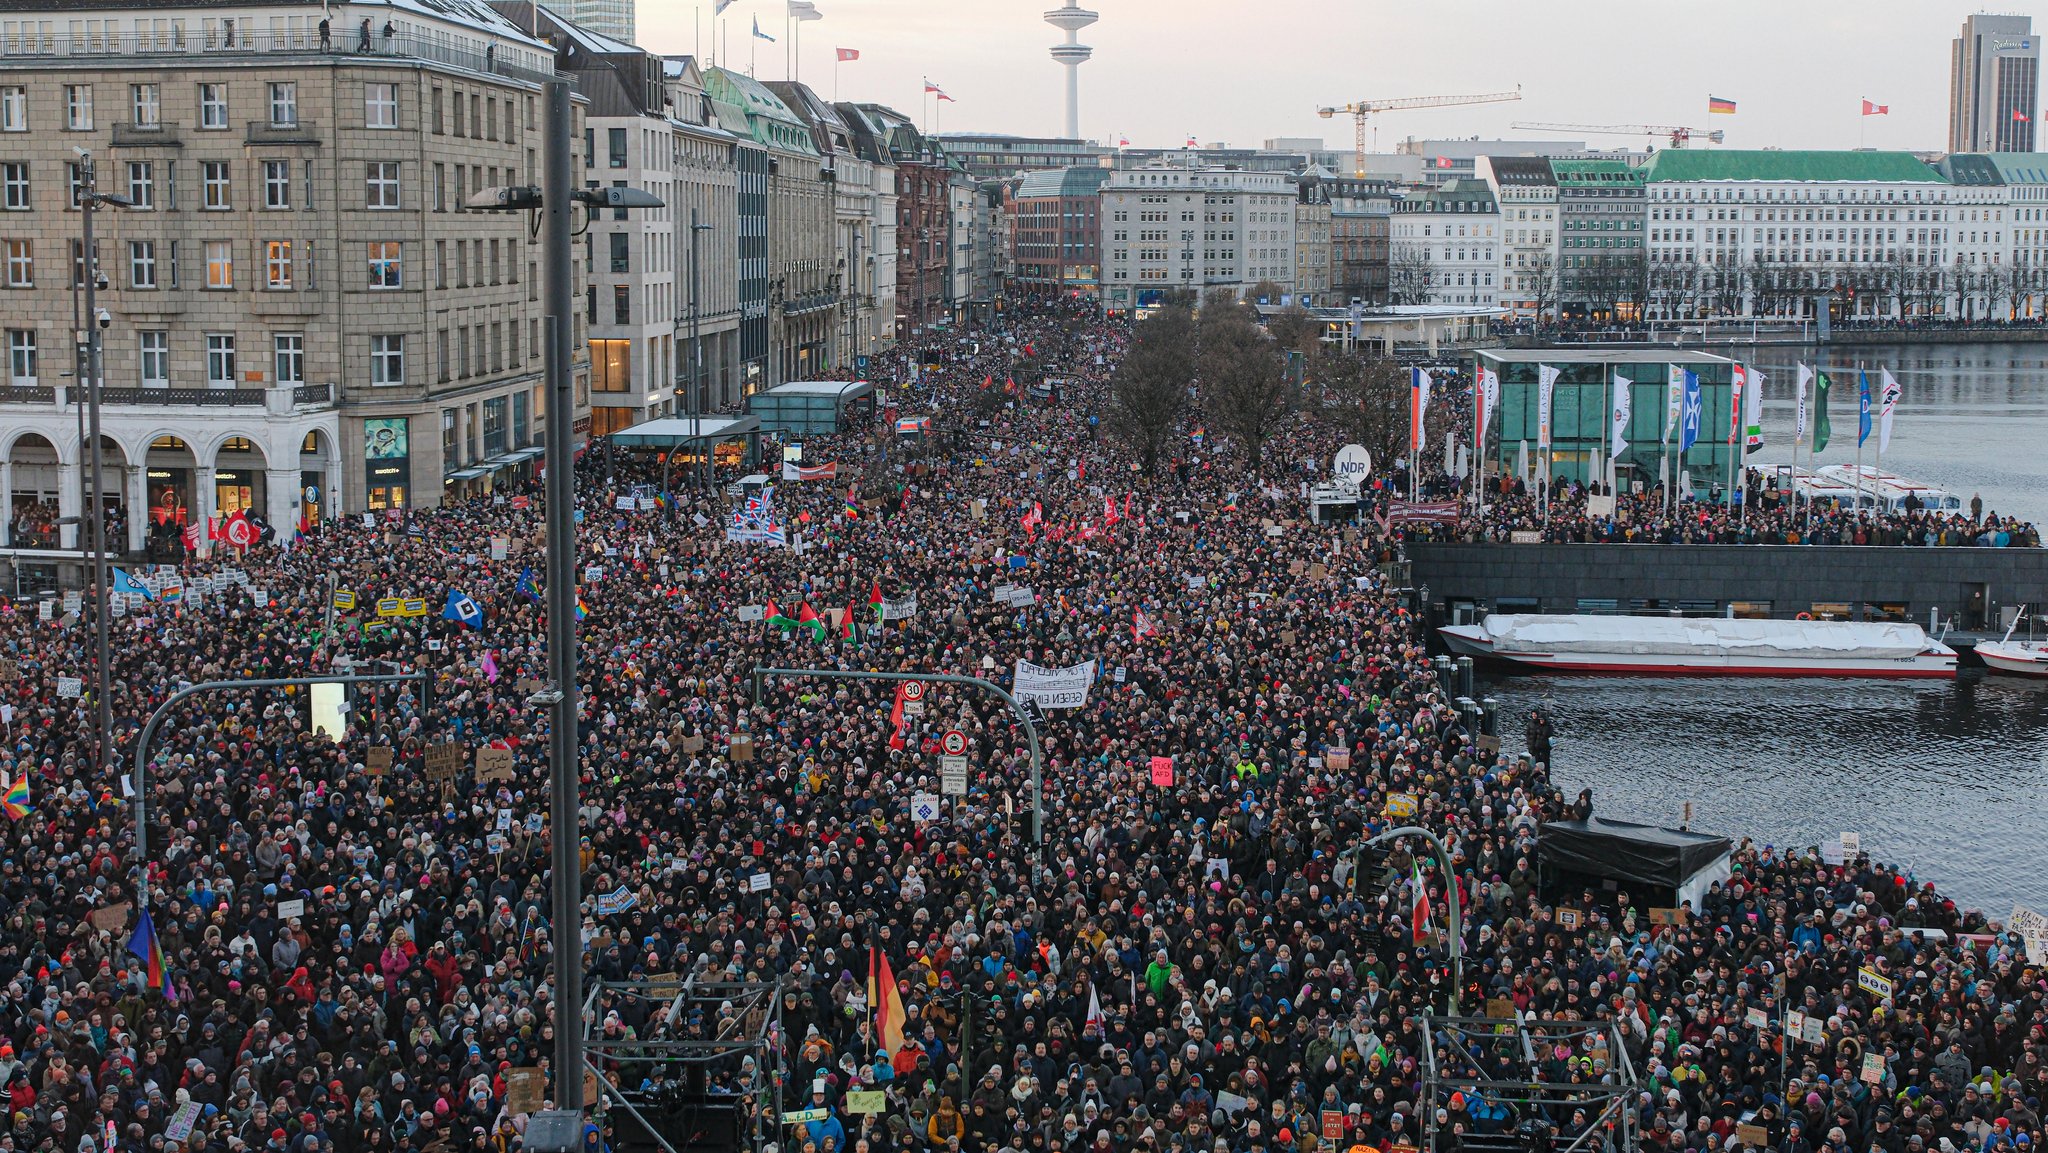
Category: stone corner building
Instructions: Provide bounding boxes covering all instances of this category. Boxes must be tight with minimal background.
[0,0,591,554]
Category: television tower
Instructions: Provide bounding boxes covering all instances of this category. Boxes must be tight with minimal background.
[1045,1,1097,140]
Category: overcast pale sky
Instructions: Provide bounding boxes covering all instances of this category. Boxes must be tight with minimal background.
[640,0,2007,153]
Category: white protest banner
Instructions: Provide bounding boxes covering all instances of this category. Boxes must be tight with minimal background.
[737,605,766,622]
[56,676,83,699]
[881,595,918,621]
[1012,659,1098,709]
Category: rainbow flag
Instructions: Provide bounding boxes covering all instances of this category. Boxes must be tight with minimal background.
[1,777,29,820]
[574,596,590,621]
[127,907,171,997]
[1707,96,1737,115]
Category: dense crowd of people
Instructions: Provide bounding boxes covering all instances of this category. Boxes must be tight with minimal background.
[0,298,2041,1153]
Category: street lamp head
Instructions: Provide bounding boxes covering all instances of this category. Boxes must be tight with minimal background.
[466,185,545,211]
[572,185,664,210]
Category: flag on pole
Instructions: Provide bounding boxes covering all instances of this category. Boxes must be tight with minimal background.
[1813,371,1833,453]
[1679,371,1703,453]
[787,0,822,20]
[714,0,736,12]
[1536,364,1558,452]
[1794,364,1813,445]
[1610,373,1632,458]
[480,650,500,683]
[887,683,910,750]
[1857,371,1873,446]
[1861,99,1889,116]
[1410,863,1432,945]
[795,602,827,641]
[1085,984,1103,1033]
[838,599,857,640]
[127,907,168,994]
[0,776,30,819]
[835,47,858,61]
[1727,364,1747,446]
[1878,368,1901,453]
[1708,96,1738,114]
[924,79,954,101]
[1117,134,1129,146]
[2016,110,2031,123]
[110,567,156,600]
[1664,365,1685,443]
[1744,367,1766,453]
[443,588,484,630]
[515,566,541,603]
[751,16,775,41]
[1410,367,1432,455]
[868,948,907,1053]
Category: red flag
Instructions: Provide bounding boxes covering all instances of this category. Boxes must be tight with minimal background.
[868,582,883,607]
[1861,99,1888,116]
[887,683,910,750]
[981,374,992,390]
[836,47,859,61]
[2017,110,2031,123]
[1411,864,1433,945]
[181,523,202,551]
[839,600,856,639]
[1103,494,1119,526]
[1436,156,1453,169]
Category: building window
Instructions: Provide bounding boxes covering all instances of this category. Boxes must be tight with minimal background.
[274,333,304,384]
[432,163,445,212]
[4,239,29,287]
[370,334,404,385]
[205,240,234,288]
[609,231,629,273]
[198,83,227,129]
[612,284,630,324]
[129,240,156,288]
[130,83,161,128]
[63,85,91,131]
[590,338,630,392]
[265,240,292,288]
[0,87,24,132]
[125,161,155,209]
[139,330,168,387]
[365,82,397,129]
[0,162,25,210]
[368,240,401,288]
[366,161,399,209]
[608,127,627,168]
[267,82,297,127]
[6,329,34,383]
[258,159,292,209]
[205,333,237,387]
[202,161,231,209]
[483,396,507,456]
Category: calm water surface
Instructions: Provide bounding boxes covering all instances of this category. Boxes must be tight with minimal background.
[1745,340,2048,526]
[1489,670,2048,916]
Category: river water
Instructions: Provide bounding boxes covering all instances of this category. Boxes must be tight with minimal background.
[1490,341,2048,916]
[1744,340,2048,526]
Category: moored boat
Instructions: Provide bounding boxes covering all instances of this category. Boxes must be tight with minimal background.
[1977,608,2048,678]
[1440,613,1957,678]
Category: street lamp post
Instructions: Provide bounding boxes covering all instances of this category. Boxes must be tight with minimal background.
[687,209,713,491]
[467,84,663,1116]
[73,149,132,786]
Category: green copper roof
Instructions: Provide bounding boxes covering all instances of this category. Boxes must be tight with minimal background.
[1642,150,1942,183]
[1550,158,1643,187]
[1985,153,2048,186]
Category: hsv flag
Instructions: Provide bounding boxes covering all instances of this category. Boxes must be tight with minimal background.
[1861,99,1888,116]
[835,47,859,61]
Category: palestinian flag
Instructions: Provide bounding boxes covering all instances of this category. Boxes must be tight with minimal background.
[766,598,800,632]
[840,599,858,640]
[795,602,828,641]
[869,582,885,624]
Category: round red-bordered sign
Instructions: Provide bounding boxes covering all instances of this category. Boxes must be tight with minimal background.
[903,681,926,701]
[941,730,967,756]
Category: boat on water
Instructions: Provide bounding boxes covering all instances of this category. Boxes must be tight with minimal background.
[1440,613,1958,678]
[1977,607,2048,679]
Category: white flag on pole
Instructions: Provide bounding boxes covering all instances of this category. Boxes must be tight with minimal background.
[1794,364,1813,445]
[1610,373,1632,458]
[1536,364,1559,452]
[1664,364,1685,443]
[1878,367,1901,453]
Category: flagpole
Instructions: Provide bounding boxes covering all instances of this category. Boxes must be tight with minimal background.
[1854,361,1865,524]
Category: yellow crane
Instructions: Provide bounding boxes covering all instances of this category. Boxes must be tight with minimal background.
[1317,88,1523,177]
[1511,121,1725,149]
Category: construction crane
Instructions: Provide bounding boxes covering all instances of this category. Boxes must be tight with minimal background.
[1317,88,1523,177]
[1511,121,1725,149]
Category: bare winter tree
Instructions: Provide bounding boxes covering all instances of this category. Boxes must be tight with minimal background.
[1108,298,1196,475]
[1197,290,1293,473]
[1311,346,1408,474]
[1526,252,1559,329]
[1388,242,1437,306]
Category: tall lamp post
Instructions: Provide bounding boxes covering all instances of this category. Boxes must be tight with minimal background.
[686,209,713,490]
[73,148,132,783]
[467,79,663,1119]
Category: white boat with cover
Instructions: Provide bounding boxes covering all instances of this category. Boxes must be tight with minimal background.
[1978,608,2048,679]
[1440,613,1957,678]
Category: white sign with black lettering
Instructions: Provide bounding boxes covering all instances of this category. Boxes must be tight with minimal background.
[1012,659,1098,709]
[910,793,942,823]
[941,756,968,795]
[56,676,83,699]
[748,872,772,893]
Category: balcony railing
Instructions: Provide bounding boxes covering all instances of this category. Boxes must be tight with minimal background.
[245,118,320,145]
[292,381,332,405]
[100,387,268,406]
[111,121,182,146]
[0,385,53,403]
[0,29,577,93]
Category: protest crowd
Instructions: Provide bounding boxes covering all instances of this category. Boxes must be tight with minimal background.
[0,297,2043,1153]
